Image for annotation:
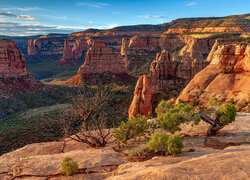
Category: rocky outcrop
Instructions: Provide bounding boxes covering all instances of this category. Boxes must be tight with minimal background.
[78,41,126,75]
[128,36,214,118]
[0,38,29,78]
[1,113,250,179]
[60,38,90,64]
[28,37,72,56]
[60,39,73,64]
[72,38,89,60]
[177,40,250,108]
[0,39,43,102]
[128,75,152,118]
[66,41,130,85]
[124,35,215,76]
[166,27,250,34]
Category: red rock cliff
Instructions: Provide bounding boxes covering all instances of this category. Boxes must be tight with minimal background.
[0,38,43,100]
[128,75,152,119]
[128,36,214,118]
[78,41,126,75]
[0,38,29,78]
[177,39,250,109]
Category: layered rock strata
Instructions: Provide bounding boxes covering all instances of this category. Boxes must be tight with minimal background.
[0,38,43,100]
[0,38,29,78]
[66,41,129,85]
[177,39,250,108]
[128,36,214,118]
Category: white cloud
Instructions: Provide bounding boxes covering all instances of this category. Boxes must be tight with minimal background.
[89,21,94,24]
[39,14,68,20]
[0,12,37,20]
[185,2,197,6]
[0,7,48,11]
[137,15,165,19]
[77,1,109,8]
[0,21,84,36]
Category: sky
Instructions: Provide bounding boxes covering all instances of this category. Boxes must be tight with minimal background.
[0,0,249,36]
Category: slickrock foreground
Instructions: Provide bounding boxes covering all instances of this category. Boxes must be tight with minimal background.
[0,114,249,179]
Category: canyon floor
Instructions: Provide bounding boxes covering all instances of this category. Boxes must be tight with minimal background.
[0,113,249,180]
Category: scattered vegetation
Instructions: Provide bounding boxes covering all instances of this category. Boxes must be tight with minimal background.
[62,157,79,176]
[221,65,233,74]
[61,89,115,148]
[113,114,157,147]
[208,97,221,110]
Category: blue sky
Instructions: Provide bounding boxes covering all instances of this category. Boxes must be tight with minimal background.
[0,0,249,36]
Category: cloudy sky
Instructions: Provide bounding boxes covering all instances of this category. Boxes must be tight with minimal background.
[0,0,249,36]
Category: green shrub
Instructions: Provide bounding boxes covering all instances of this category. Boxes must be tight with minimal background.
[147,132,183,156]
[166,135,183,156]
[113,115,157,147]
[215,103,236,125]
[155,100,173,119]
[128,145,150,161]
[221,66,233,74]
[62,157,78,176]
[158,113,181,134]
[208,97,221,109]
[229,98,234,104]
[147,132,169,153]
[156,101,199,134]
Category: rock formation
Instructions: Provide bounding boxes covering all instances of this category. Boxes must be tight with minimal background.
[28,37,70,56]
[0,38,43,100]
[66,40,130,85]
[0,38,29,78]
[166,27,250,34]
[128,75,152,118]
[60,39,73,64]
[79,41,126,75]
[128,36,214,118]
[72,38,89,60]
[60,38,90,64]
[177,39,250,109]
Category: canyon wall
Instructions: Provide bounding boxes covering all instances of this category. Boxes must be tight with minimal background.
[166,27,250,34]
[0,38,43,100]
[177,39,250,110]
[0,38,29,78]
[66,40,129,85]
[128,35,218,118]
[28,37,75,57]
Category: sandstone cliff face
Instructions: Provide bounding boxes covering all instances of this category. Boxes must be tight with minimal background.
[128,75,152,118]
[28,37,73,56]
[0,38,43,100]
[166,27,250,34]
[128,36,214,118]
[60,39,73,64]
[66,41,128,85]
[60,38,90,64]
[124,35,214,76]
[0,38,29,78]
[78,41,126,75]
[177,40,250,108]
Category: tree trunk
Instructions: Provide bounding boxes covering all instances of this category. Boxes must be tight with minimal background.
[198,112,224,136]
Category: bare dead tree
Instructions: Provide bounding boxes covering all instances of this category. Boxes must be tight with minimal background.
[60,89,114,148]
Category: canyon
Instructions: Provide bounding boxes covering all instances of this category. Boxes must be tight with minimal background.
[0,13,249,180]
[177,39,250,110]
